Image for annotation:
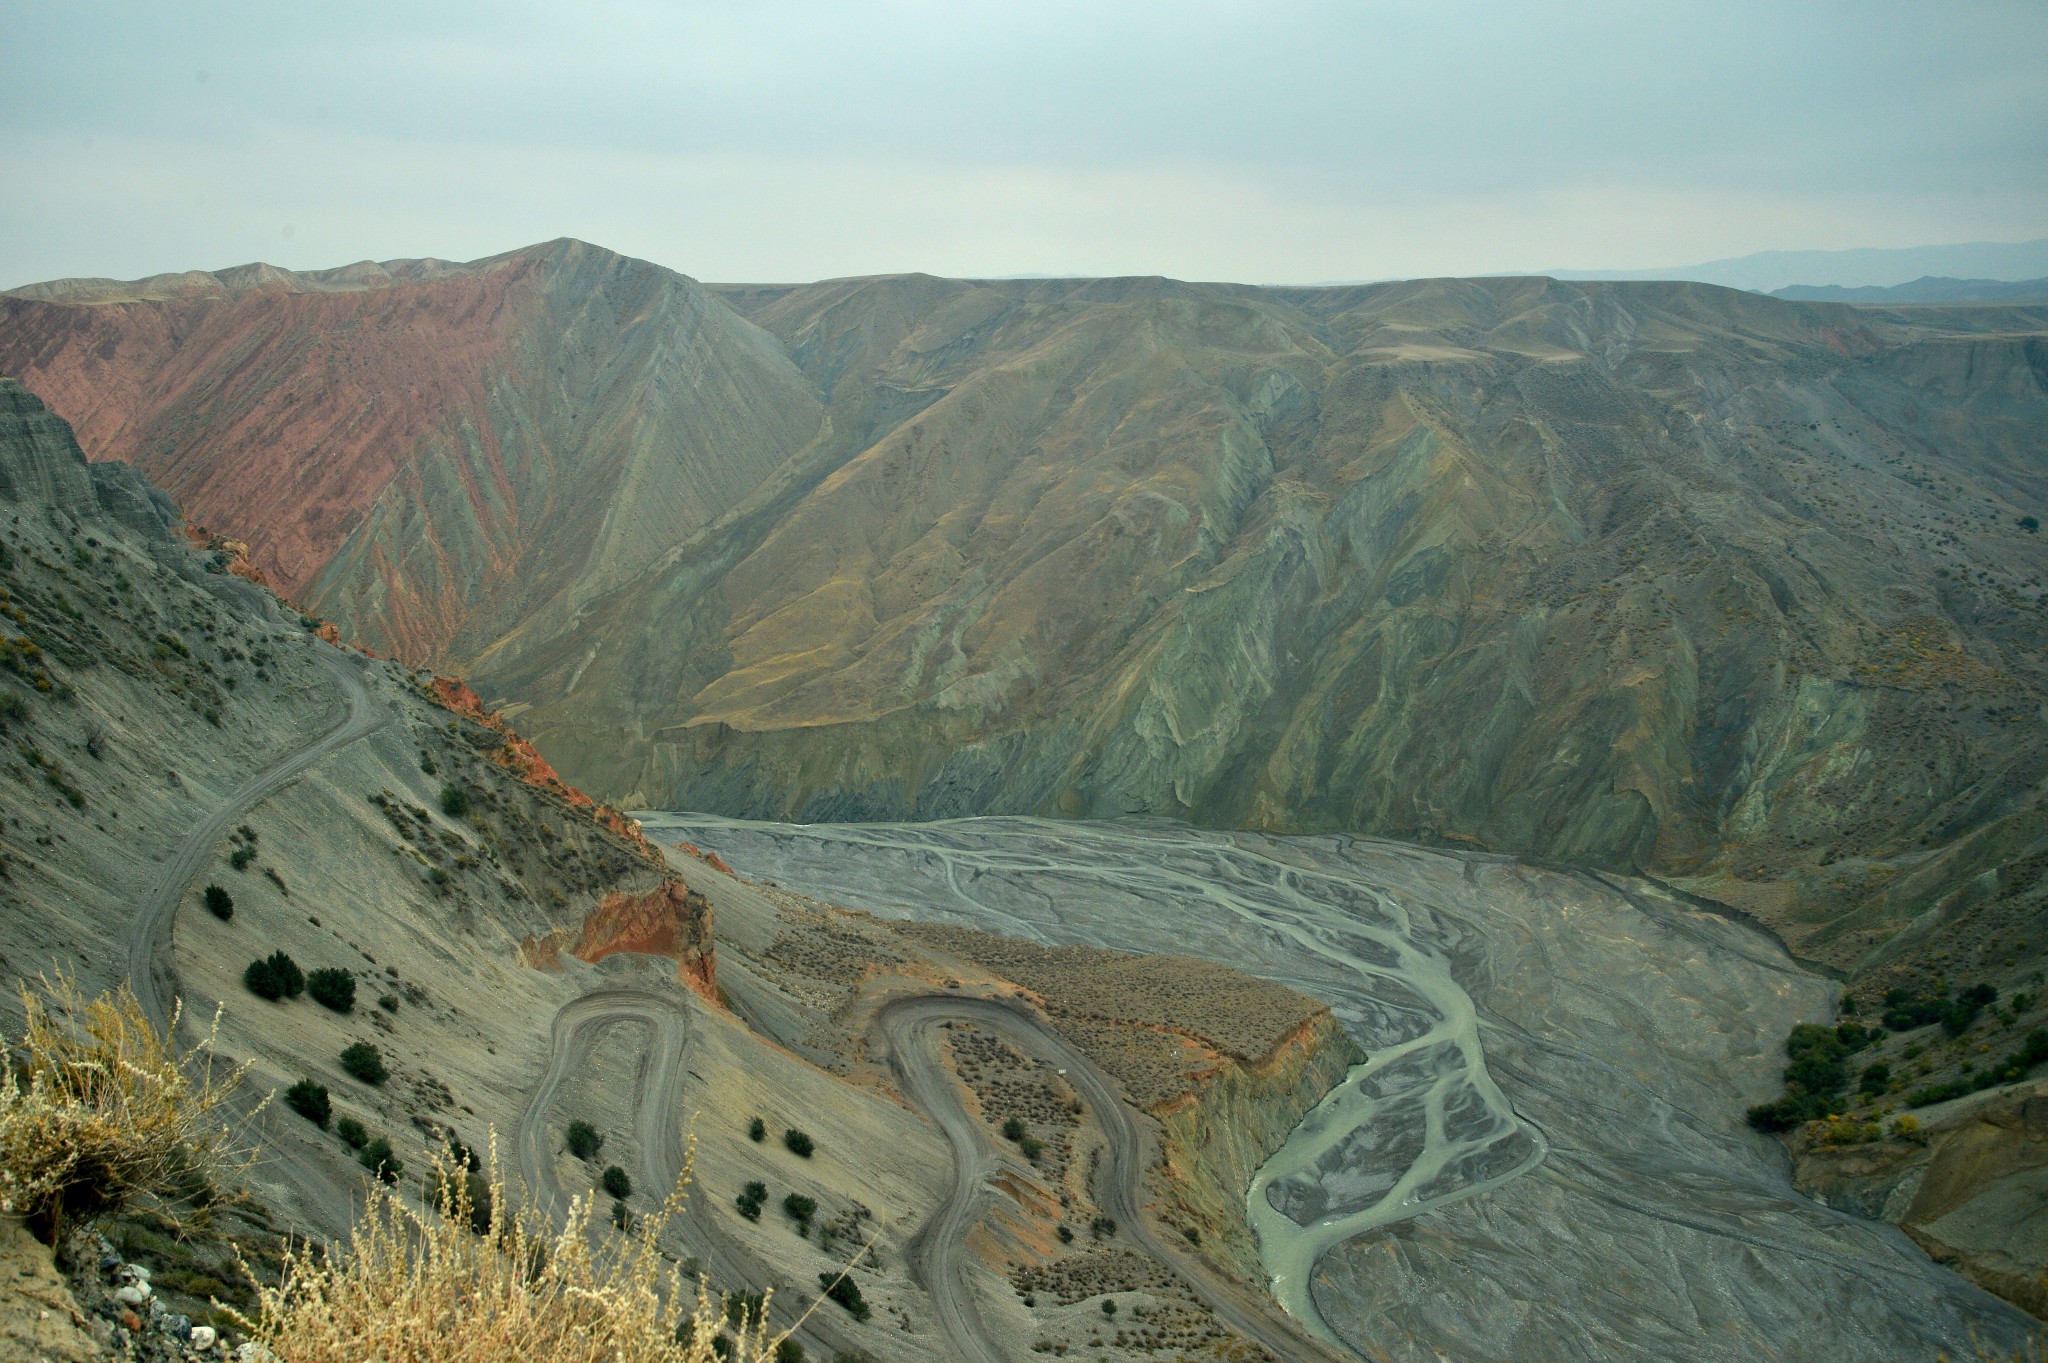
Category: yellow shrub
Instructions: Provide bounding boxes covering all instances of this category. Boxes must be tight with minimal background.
[236,1139,801,1363]
[0,976,251,1235]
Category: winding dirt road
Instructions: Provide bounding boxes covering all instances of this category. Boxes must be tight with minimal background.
[876,994,1344,1363]
[511,982,867,1362]
[128,643,389,1032]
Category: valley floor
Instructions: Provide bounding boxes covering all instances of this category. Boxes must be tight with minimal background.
[641,811,2043,1363]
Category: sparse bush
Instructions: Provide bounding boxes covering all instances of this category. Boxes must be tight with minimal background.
[339,1042,388,1086]
[776,1341,804,1363]
[566,1119,604,1160]
[307,968,356,1014]
[235,1147,790,1362]
[244,951,304,1002]
[611,1199,632,1230]
[283,1079,331,1128]
[359,1136,401,1184]
[818,1272,869,1323]
[203,884,234,921]
[439,784,471,818]
[1018,1135,1044,1161]
[735,1181,766,1221]
[782,1192,816,1226]
[229,845,257,871]
[0,978,251,1237]
[1000,1116,1025,1141]
[601,1164,632,1199]
[1056,1224,1073,1244]
[782,1128,814,1158]
[0,691,27,730]
[1090,1216,1117,1239]
[748,1116,765,1142]
[378,994,400,1013]
[1101,1298,1117,1316]
[335,1116,368,1149]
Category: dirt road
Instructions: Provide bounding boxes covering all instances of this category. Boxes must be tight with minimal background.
[128,642,389,1032]
[876,994,1344,1363]
[512,982,867,1361]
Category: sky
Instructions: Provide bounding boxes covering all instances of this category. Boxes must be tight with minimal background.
[3,0,2046,287]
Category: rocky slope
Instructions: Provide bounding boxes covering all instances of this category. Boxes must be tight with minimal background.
[7,251,2047,992]
[0,241,821,663]
[0,372,729,1266]
[0,381,1356,1363]
[1794,1077,2048,1318]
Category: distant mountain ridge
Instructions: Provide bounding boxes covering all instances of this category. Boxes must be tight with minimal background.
[1546,236,2048,292]
[1771,275,2048,304]
[3,242,2047,989]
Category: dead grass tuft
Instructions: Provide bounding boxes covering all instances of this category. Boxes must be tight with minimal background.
[0,975,253,1237]
[236,1138,795,1363]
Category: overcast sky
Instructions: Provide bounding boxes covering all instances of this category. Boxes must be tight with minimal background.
[4,0,2045,287]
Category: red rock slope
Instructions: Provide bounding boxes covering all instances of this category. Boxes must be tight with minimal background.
[0,239,822,665]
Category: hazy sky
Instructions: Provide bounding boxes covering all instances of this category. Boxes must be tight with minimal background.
[4,0,2045,286]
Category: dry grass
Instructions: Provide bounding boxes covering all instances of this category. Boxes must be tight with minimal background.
[235,1139,798,1363]
[0,975,252,1235]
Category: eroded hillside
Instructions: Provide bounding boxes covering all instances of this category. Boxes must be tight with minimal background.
[0,380,1361,1363]
[6,252,2047,987]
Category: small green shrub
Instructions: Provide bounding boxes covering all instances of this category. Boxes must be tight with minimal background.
[359,1136,401,1184]
[1001,1116,1026,1141]
[229,845,256,871]
[735,1180,766,1221]
[378,993,400,1013]
[244,951,303,1001]
[565,1119,603,1160]
[202,884,234,920]
[1018,1135,1045,1161]
[783,1128,814,1158]
[307,967,356,1013]
[600,1164,631,1199]
[439,784,470,818]
[283,1079,331,1127]
[747,1116,765,1142]
[335,1116,368,1149]
[782,1192,816,1225]
[1101,1298,1117,1317]
[776,1340,804,1363]
[339,1041,388,1085]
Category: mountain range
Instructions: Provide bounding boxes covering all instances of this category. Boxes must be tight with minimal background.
[1771,275,2048,304]
[1547,235,2048,292]
[3,240,2046,987]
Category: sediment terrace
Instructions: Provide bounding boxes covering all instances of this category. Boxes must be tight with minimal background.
[642,811,2040,1363]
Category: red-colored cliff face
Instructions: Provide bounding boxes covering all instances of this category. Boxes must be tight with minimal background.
[0,264,530,604]
[0,240,824,670]
[426,674,661,859]
[519,880,716,999]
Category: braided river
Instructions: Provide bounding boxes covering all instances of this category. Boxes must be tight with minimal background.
[641,812,2036,1363]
